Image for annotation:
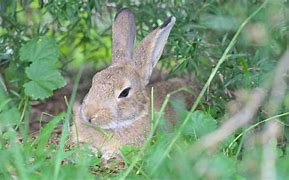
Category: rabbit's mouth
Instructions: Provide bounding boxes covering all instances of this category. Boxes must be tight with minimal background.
[79,105,147,130]
[99,111,148,130]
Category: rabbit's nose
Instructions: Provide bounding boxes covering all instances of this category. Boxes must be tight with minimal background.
[80,105,92,123]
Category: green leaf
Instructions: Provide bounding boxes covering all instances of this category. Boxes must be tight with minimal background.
[20,36,59,63]
[20,36,66,100]
[23,81,52,99]
[0,107,21,130]
[0,85,9,109]
[276,153,289,179]
[203,153,237,178]
[0,86,21,130]
[24,61,66,100]
[184,110,217,138]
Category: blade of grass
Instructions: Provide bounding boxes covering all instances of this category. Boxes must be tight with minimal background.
[11,143,28,180]
[235,130,246,159]
[36,113,65,157]
[53,66,83,179]
[151,87,154,130]
[227,111,289,151]
[150,0,269,174]
[0,99,11,111]
[18,97,29,145]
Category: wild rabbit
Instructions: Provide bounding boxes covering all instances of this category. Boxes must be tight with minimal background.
[71,8,197,160]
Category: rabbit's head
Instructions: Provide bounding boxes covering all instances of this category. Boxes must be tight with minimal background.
[79,8,175,130]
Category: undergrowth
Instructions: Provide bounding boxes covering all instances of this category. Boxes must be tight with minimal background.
[1,0,289,179]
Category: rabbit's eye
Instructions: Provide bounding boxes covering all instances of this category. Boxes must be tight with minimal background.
[118,87,131,98]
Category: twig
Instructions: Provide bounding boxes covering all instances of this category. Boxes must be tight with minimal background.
[265,51,289,115]
[192,50,289,152]
[195,87,267,150]
[260,51,289,180]
[261,121,281,180]
[188,50,289,178]
[226,112,289,151]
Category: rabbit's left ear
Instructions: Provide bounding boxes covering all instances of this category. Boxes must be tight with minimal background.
[112,8,136,64]
[133,16,176,85]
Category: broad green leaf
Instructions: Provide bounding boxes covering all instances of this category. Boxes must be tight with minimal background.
[20,36,59,63]
[0,107,21,129]
[277,153,289,179]
[23,81,52,100]
[0,83,20,131]
[203,153,237,178]
[24,61,66,100]
[184,110,217,138]
[0,86,21,130]
[25,61,66,90]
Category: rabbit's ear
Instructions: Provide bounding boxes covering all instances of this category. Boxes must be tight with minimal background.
[112,8,136,64]
[133,16,175,85]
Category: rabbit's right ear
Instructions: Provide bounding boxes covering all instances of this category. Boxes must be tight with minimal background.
[112,8,136,64]
[133,16,175,86]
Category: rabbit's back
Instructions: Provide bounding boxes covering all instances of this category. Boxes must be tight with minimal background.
[147,77,198,125]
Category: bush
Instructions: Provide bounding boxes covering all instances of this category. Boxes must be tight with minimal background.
[1,0,289,179]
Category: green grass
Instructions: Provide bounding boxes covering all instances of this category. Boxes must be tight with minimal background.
[1,0,289,179]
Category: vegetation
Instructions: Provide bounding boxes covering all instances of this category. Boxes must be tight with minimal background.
[1,0,289,179]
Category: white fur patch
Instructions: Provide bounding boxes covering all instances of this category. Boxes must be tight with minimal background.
[100,111,147,130]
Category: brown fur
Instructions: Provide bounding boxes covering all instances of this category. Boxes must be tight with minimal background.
[71,77,196,159]
[70,9,197,160]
